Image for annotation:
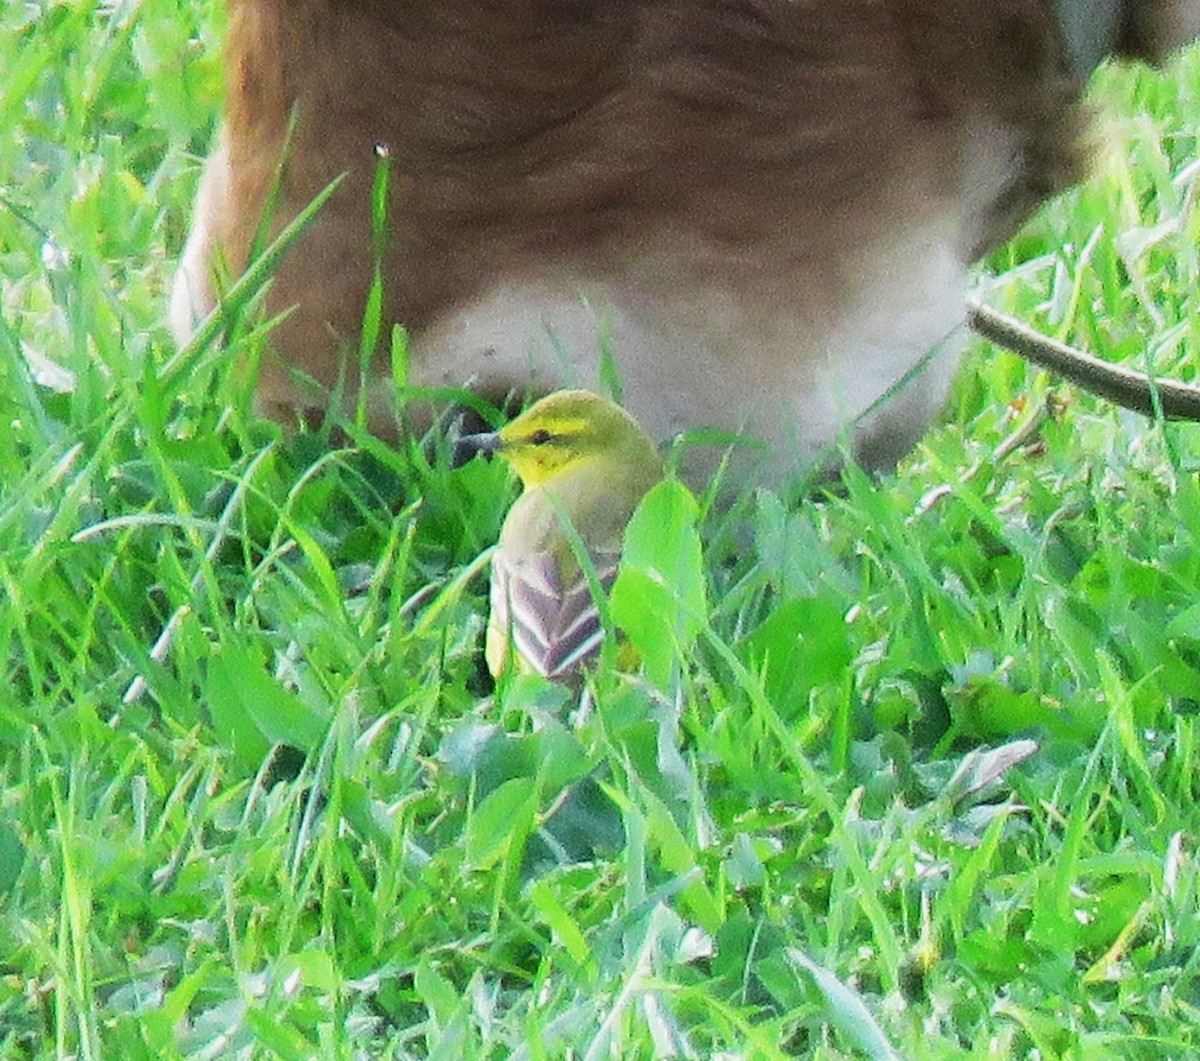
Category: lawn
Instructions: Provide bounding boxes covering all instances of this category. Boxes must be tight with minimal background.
[3,3,1200,1058]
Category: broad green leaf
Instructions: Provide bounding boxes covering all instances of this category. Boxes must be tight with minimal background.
[205,641,329,766]
[744,597,853,714]
[465,776,537,872]
[529,879,594,969]
[611,480,706,689]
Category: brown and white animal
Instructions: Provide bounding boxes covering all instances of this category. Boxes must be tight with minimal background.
[172,1,1200,485]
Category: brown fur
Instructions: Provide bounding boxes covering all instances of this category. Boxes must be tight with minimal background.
[173,0,1200,474]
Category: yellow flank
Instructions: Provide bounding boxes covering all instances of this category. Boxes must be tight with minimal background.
[456,390,664,682]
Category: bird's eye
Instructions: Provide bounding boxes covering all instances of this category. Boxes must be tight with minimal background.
[529,429,553,445]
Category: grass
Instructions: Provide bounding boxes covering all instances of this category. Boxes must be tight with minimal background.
[3,2,1200,1057]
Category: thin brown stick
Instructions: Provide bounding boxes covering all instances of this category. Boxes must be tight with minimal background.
[966,298,1200,421]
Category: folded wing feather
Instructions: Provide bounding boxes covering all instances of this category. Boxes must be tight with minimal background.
[490,547,621,681]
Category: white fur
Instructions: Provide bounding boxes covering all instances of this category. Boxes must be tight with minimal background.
[406,208,967,486]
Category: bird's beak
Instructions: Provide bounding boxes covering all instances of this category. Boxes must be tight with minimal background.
[451,430,503,468]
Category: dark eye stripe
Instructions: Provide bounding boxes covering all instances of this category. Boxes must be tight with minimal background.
[530,429,552,445]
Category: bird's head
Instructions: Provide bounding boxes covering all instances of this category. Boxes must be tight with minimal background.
[453,389,661,489]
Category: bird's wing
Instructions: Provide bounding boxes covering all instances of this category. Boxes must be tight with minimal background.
[490,546,620,681]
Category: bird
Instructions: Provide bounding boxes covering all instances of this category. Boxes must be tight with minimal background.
[454,390,664,682]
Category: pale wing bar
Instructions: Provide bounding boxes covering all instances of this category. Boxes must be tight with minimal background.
[491,548,621,680]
